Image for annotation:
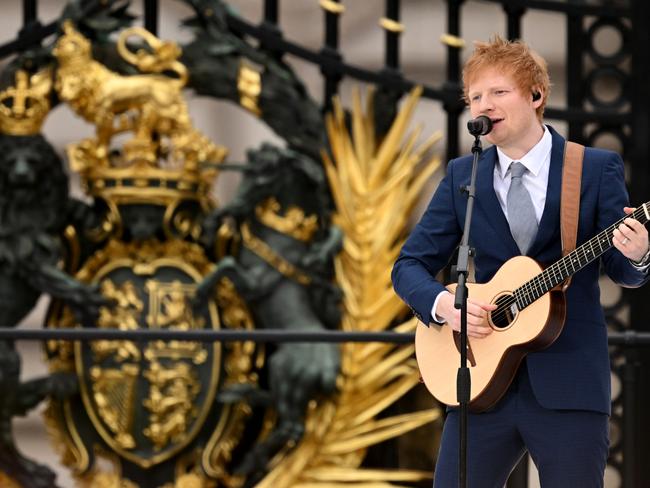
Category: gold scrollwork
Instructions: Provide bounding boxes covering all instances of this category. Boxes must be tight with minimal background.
[203,278,259,481]
[85,199,124,243]
[163,200,203,241]
[255,197,319,242]
[63,225,82,273]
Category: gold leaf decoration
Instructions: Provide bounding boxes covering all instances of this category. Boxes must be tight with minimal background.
[257,86,442,487]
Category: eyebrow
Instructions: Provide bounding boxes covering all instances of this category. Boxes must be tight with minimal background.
[468,85,514,97]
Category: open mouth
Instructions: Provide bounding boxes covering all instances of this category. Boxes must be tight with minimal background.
[490,117,504,126]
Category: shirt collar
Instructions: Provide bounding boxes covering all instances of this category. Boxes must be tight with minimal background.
[496,125,552,178]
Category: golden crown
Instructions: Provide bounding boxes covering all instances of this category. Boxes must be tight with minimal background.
[0,69,51,135]
[68,135,227,209]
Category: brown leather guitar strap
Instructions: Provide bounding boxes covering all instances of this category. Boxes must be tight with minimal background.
[558,141,584,291]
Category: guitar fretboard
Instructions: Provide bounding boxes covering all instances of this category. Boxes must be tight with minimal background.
[515,202,650,310]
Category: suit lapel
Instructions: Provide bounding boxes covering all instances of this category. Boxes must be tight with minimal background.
[528,126,565,256]
[475,146,520,255]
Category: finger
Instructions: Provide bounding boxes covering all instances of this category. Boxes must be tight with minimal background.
[466,302,488,319]
[467,325,492,338]
[623,217,644,232]
[448,306,490,326]
[449,315,485,332]
[623,206,635,215]
[469,298,498,311]
[468,325,492,336]
[465,301,497,321]
[613,227,628,245]
[466,313,490,327]
[484,303,498,311]
[450,315,492,335]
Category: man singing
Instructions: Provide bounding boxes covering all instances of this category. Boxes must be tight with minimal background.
[392,36,650,487]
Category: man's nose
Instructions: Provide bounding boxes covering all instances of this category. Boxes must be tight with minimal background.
[478,94,494,112]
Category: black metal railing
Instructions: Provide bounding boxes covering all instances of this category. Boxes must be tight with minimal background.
[2,325,649,488]
[2,327,650,346]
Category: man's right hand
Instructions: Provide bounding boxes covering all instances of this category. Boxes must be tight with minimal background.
[436,291,496,338]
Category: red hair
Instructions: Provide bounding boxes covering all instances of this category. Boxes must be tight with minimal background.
[462,35,551,121]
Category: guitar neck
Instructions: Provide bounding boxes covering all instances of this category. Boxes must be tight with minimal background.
[515,202,650,310]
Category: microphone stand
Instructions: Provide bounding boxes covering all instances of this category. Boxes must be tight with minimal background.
[455,133,483,488]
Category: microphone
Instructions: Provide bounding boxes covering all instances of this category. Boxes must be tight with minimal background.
[467,115,493,136]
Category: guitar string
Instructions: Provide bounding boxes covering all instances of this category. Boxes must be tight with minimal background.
[487,206,647,325]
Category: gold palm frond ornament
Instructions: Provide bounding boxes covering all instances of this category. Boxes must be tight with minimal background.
[257,86,443,487]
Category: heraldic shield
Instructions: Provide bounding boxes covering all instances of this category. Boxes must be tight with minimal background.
[77,241,219,467]
[45,238,259,481]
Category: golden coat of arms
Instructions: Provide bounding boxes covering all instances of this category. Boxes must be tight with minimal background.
[0,6,441,487]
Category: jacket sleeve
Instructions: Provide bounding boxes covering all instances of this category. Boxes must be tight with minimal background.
[597,151,650,287]
[391,159,464,323]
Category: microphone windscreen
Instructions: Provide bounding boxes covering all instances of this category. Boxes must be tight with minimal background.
[467,115,492,136]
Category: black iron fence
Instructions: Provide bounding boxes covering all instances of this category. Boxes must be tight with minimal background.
[2,326,650,488]
[1,1,649,487]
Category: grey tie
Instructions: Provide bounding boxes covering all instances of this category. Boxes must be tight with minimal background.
[507,162,538,254]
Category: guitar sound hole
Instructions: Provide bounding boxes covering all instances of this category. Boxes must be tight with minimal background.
[490,293,517,330]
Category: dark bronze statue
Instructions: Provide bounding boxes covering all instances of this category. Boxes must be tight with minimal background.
[0,134,108,488]
[196,143,342,481]
[0,135,107,323]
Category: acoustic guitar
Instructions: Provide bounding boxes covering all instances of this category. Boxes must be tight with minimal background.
[415,203,650,412]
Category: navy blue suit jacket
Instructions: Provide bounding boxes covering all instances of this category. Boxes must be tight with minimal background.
[392,126,649,415]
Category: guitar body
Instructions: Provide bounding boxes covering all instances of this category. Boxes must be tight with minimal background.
[415,255,566,412]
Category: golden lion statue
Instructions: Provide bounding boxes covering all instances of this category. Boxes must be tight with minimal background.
[53,21,221,166]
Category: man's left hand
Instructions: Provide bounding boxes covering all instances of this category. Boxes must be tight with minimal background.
[612,207,650,263]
